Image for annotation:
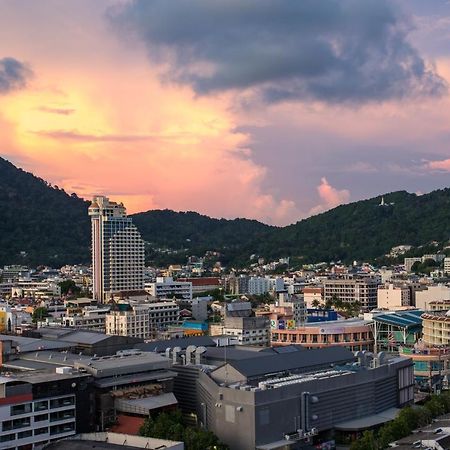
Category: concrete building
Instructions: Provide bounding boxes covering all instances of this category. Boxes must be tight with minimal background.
[178,277,221,295]
[226,275,250,295]
[106,301,179,339]
[48,432,184,450]
[62,306,110,331]
[404,257,422,272]
[323,277,379,310]
[377,283,411,310]
[223,316,270,346]
[89,196,145,303]
[247,277,284,295]
[0,369,94,449]
[191,298,208,322]
[415,284,450,310]
[421,310,450,346]
[270,318,374,351]
[303,286,323,308]
[5,350,177,433]
[276,293,307,325]
[197,348,414,450]
[445,257,450,275]
[146,277,192,300]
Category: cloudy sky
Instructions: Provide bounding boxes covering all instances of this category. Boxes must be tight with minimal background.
[1,0,450,225]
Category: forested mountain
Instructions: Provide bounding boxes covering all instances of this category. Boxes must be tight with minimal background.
[256,190,450,264]
[1,156,450,267]
[0,157,90,266]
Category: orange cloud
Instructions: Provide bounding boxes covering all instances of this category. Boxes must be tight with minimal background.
[0,58,299,225]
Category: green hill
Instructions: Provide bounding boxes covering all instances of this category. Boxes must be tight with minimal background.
[1,156,449,267]
[0,157,91,266]
[255,190,450,264]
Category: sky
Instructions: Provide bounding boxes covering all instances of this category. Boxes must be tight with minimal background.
[1,0,450,225]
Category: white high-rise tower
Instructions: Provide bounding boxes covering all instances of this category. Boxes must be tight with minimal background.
[88,196,145,303]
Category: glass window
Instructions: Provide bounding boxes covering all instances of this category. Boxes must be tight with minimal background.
[11,403,32,416]
[18,430,33,439]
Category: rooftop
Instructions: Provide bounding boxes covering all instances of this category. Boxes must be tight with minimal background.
[225,346,355,378]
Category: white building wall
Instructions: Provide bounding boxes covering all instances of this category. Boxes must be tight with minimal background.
[415,285,450,311]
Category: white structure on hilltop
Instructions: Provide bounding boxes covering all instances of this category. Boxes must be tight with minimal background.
[89,196,145,303]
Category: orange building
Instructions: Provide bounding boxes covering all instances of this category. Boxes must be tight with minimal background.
[270,318,374,351]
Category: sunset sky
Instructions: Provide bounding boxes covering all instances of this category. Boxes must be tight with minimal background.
[1,0,450,225]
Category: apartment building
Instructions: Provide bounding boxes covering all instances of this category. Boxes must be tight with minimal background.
[303,286,323,308]
[445,257,450,275]
[323,276,379,309]
[62,306,110,331]
[146,277,192,300]
[106,301,179,339]
[89,196,145,303]
[0,369,93,449]
[415,284,450,310]
[222,316,270,346]
[377,283,411,310]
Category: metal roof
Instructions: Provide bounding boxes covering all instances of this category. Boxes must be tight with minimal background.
[334,407,400,431]
[115,392,178,415]
[135,336,216,352]
[94,370,176,388]
[227,347,355,378]
[373,310,424,328]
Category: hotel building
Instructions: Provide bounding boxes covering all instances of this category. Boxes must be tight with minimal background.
[89,196,145,303]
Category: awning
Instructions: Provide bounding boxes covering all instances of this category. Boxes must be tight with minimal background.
[334,407,400,431]
[115,393,178,415]
[94,370,176,388]
[256,439,298,450]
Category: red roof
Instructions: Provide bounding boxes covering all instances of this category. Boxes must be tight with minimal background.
[179,277,220,286]
[109,415,145,435]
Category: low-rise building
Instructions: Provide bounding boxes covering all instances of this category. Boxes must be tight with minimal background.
[270,318,374,351]
[223,316,270,346]
[62,306,110,331]
[0,369,94,448]
[146,277,192,300]
[106,301,179,339]
[415,284,450,310]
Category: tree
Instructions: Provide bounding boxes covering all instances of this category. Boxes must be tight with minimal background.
[32,307,49,323]
[350,430,377,450]
[311,299,321,308]
[59,279,81,296]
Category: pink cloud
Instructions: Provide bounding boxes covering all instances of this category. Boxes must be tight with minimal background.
[427,158,450,171]
[309,177,350,216]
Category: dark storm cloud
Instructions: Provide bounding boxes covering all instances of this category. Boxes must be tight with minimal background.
[109,0,447,103]
[0,57,33,94]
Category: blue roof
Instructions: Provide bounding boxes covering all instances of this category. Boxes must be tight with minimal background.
[373,310,423,329]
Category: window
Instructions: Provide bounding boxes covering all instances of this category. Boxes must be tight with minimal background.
[11,403,32,416]
[0,434,16,443]
[18,430,33,439]
[34,427,48,436]
[34,401,48,412]
[50,397,74,409]
[34,414,48,422]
